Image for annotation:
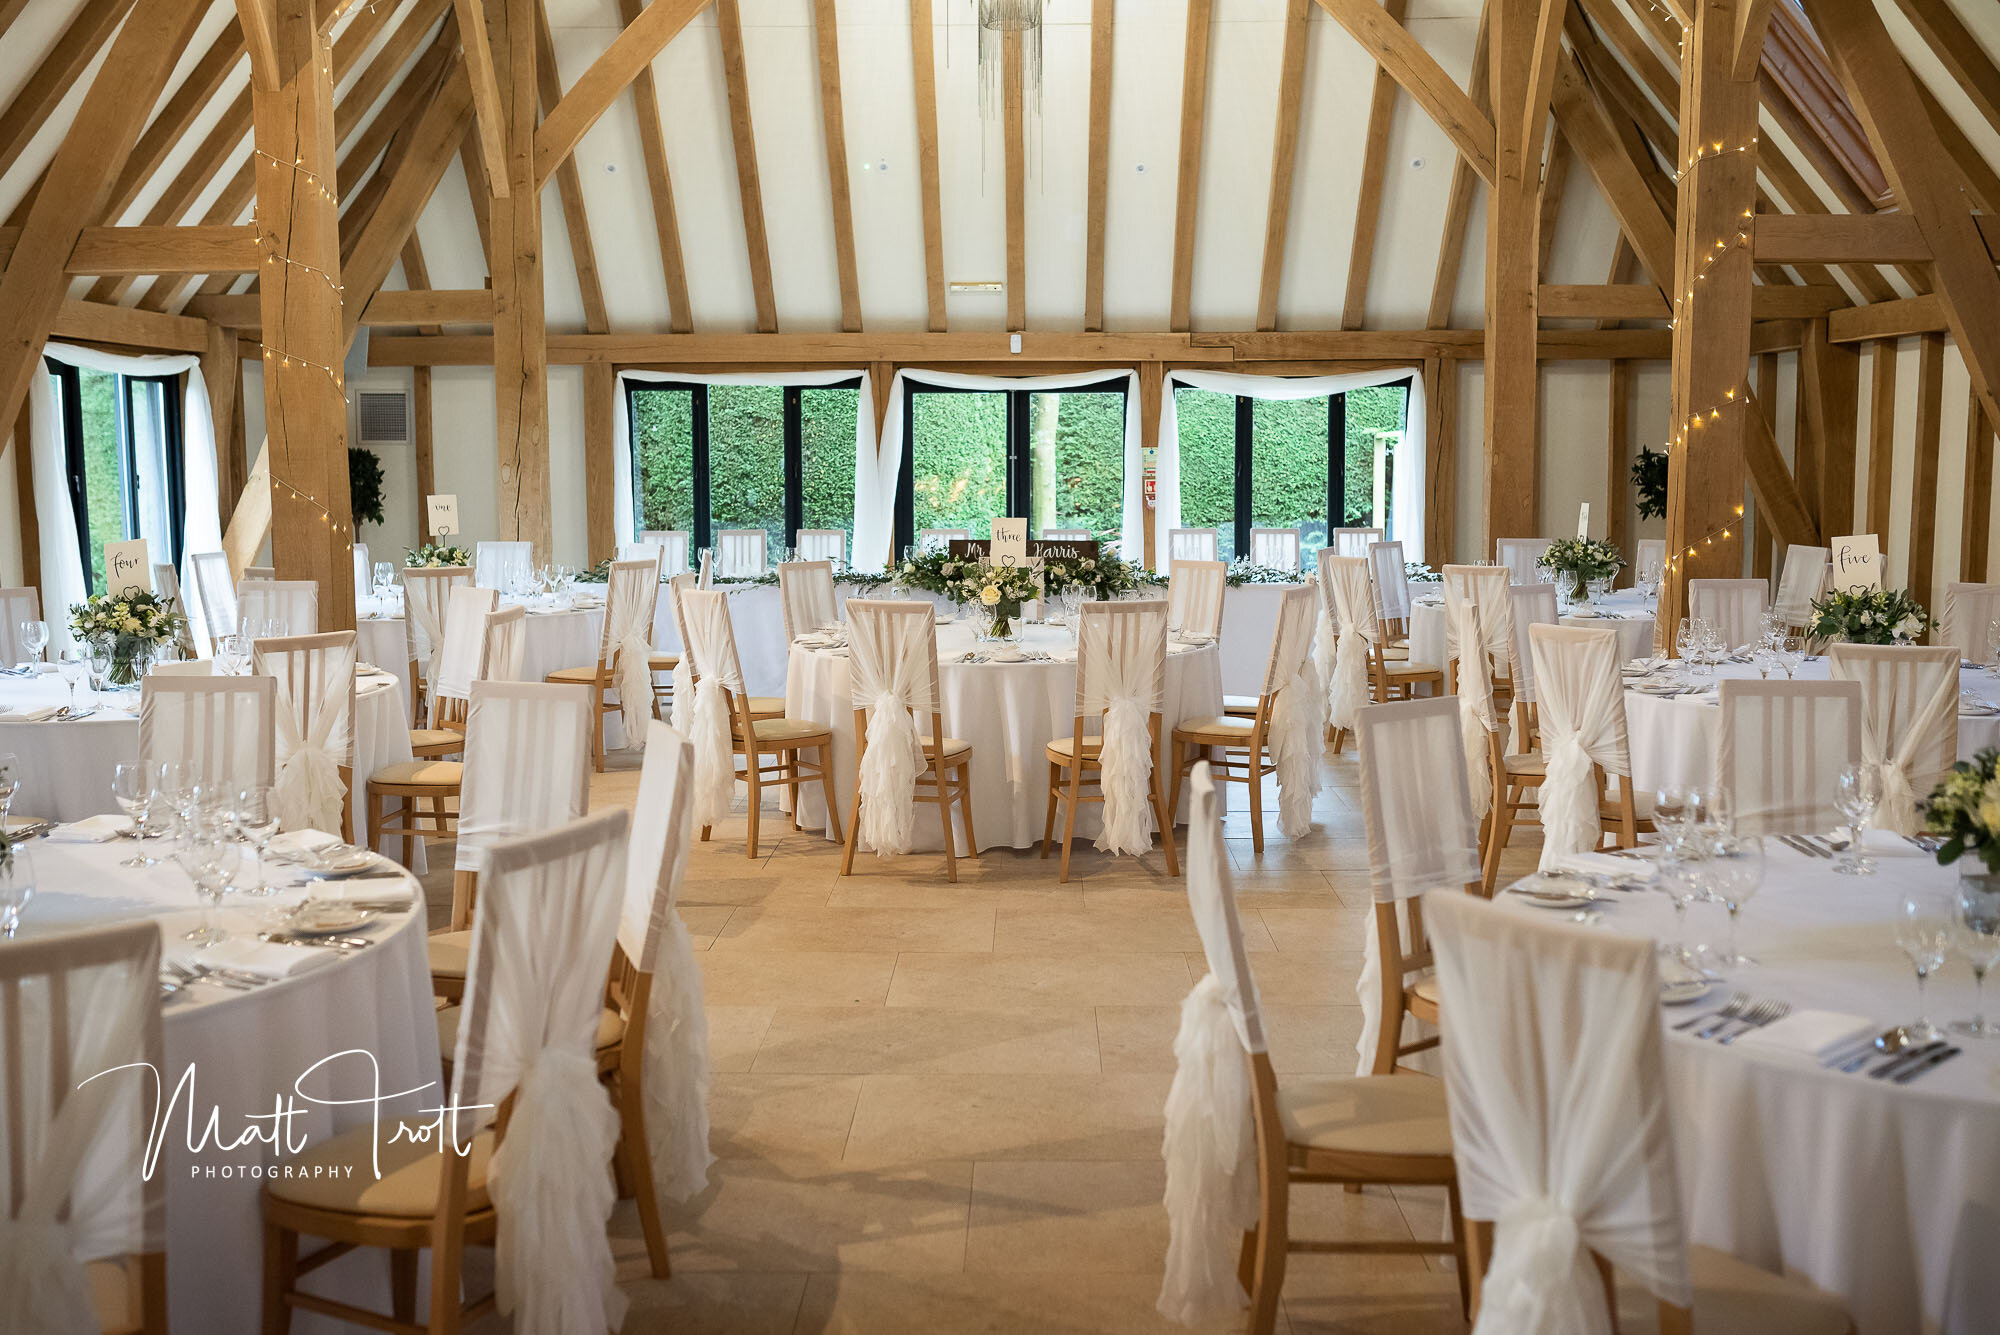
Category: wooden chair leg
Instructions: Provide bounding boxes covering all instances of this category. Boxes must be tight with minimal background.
[936,766,958,884]
[622,1080,672,1279]
[1167,742,1186,827]
[1481,781,1517,894]
[744,746,762,859]
[1058,762,1084,883]
[389,1249,417,1324]
[1151,767,1180,877]
[1041,760,1060,857]
[840,764,864,876]
[1247,748,1266,855]
[957,761,978,854]
[261,1219,297,1335]
[1447,1178,1473,1321]
[449,870,477,932]
[1245,1170,1287,1335]
[816,743,841,838]
[591,681,606,773]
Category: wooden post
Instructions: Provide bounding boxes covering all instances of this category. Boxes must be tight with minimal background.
[11,400,37,590]
[489,0,550,561]
[1753,352,1777,579]
[1908,332,1944,603]
[583,360,615,566]
[1964,391,1993,582]
[413,365,436,540]
[1139,362,1163,570]
[1801,316,1858,536]
[1607,358,1631,578]
[251,0,356,631]
[1866,340,1897,536]
[1483,0,1540,549]
[199,322,241,527]
[1656,0,1757,644]
[1425,355,1457,566]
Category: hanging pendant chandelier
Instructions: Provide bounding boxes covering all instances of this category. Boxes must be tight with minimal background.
[974,0,1044,121]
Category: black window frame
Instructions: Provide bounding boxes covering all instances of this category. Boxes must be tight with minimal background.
[46,358,187,594]
[623,376,863,552]
[893,375,1131,556]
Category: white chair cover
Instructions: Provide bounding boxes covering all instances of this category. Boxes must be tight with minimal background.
[146,660,211,678]
[1323,556,1376,731]
[1076,600,1168,856]
[450,809,629,1334]
[1772,545,1830,626]
[456,681,593,873]
[149,564,199,659]
[430,586,500,724]
[696,548,714,588]
[402,566,470,679]
[1157,762,1264,1327]
[253,631,356,835]
[138,674,277,795]
[603,558,663,750]
[796,528,846,565]
[666,573,699,736]
[351,543,371,601]
[846,600,941,857]
[1826,643,1960,836]
[1167,560,1225,639]
[1634,538,1666,580]
[617,721,713,1203]
[679,589,749,829]
[1042,528,1091,542]
[190,551,238,641]
[1505,584,1560,704]
[238,578,319,636]
[0,586,43,666]
[1310,558,1340,715]
[245,566,275,580]
[1350,697,1481,1073]
[1260,585,1325,839]
[1687,578,1769,649]
[481,604,527,683]
[1941,582,2000,662]
[1442,567,1509,817]
[1369,540,1413,623]
[641,530,691,577]
[777,561,840,643]
[1424,892,1692,1332]
[0,922,162,1335]
[1168,528,1220,563]
[1715,680,1863,836]
[716,529,768,577]
[473,541,533,593]
[1496,538,1553,586]
[917,527,970,554]
[1248,527,1300,571]
[1528,624,1629,869]
[1332,526,1383,558]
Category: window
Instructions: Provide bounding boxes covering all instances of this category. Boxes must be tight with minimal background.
[45,359,185,594]
[894,378,1127,555]
[1174,377,1412,564]
[626,378,862,567]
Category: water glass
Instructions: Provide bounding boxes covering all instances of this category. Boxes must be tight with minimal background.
[1952,884,2000,1039]
[1653,786,1692,858]
[1674,619,1696,681]
[56,648,85,710]
[1988,618,2000,677]
[373,562,395,597]
[1691,787,1734,851]
[229,785,283,897]
[16,618,48,667]
[85,641,112,697]
[175,832,231,947]
[1832,764,1882,875]
[0,751,17,821]
[1711,835,1764,967]
[111,762,159,867]
[0,841,35,937]
[1778,635,1803,679]
[1897,891,1952,1042]
[1657,858,1708,965]
[153,762,191,848]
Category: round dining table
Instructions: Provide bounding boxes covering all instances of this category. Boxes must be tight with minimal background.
[1496,837,2000,1334]
[14,836,439,1335]
[1406,584,1661,668]
[784,619,1225,850]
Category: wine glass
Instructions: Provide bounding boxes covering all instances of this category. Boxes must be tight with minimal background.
[1832,764,1882,875]
[1987,618,2000,677]
[1653,786,1692,859]
[1674,619,1696,682]
[1656,857,1708,965]
[1896,890,1952,1043]
[111,762,160,867]
[0,840,34,937]
[0,752,17,823]
[230,785,283,897]
[16,618,48,669]
[152,762,191,850]
[373,561,395,598]
[56,648,85,712]
[1710,835,1764,967]
[1951,884,2000,1039]
[1778,634,1803,680]
[84,641,112,700]
[174,831,230,948]
[1692,787,1734,852]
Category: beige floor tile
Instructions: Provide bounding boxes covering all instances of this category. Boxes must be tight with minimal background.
[992,902,1276,955]
[613,1270,809,1335]
[1187,951,1367,1007]
[708,1073,864,1165]
[678,872,831,910]
[793,1268,1255,1335]
[701,950,899,1007]
[707,1005,777,1073]
[1256,906,1371,954]
[825,879,1086,910]
[842,1073,1171,1168]
[887,952,1195,1009]
[964,1160,1168,1274]
[752,1006,1102,1075]
[1092,1005,1181,1074]
[664,1157,972,1273]
[1094,1005,1365,1077]
[678,904,736,949]
[715,905,997,953]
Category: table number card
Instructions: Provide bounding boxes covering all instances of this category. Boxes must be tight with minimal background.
[1576,502,1591,539]
[1830,533,1883,591]
[426,494,460,537]
[104,539,151,594]
[991,517,1028,563]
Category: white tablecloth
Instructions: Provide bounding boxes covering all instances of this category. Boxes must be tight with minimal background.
[1498,836,2000,1334]
[1625,660,2000,793]
[16,838,439,1335]
[1407,586,1660,668]
[784,620,1224,850]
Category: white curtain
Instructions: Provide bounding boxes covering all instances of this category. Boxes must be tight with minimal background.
[1154,368,1427,567]
[614,367,876,556]
[30,343,224,650]
[864,368,1147,572]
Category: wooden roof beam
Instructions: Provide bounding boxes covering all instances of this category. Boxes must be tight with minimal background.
[1732,0,1777,82]
[716,0,776,332]
[0,0,140,181]
[235,0,280,90]
[616,0,691,333]
[535,0,607,333]
[1893,0,2000,145]
[811,0,862,331]
[1082,0,1113,332]
[534,0,710,190]
[451,0,510,198]
[1343,0,1408,331]
[1752,213,1932,263]
[1313,0,1496,186]
[1539,282,1847,320]
[102,17,247,226]
[1426,0,1489,330]
[1167,0,1212,333]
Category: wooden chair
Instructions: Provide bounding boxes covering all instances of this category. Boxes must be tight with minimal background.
[1041,599,1177,882]
[546,557,663,771]
[1494,537,1553,585]
[408,586,494,759]
[139,672,277,799]
[1322,555,1441,720]
[400,565,472,731]
[665,572,781,723]
[253,630,357,842]
[839,600,978,881]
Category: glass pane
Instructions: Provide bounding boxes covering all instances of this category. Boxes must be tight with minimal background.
[909,390,1006,540]
[630,387,696,537]
[800,386,860,562]
[1250,397,1330,564]
[1027,390,1124,542]
[1344,383,1409,532]
[78,368,128,593]
[1174,387,1236,562]
[707,384,785,567]
[127,378,173,567]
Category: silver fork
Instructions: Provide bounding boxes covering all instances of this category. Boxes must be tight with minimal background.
[1696,996,1772,1039]
[1682,994,1748,1035]
[1718,998,1789,1044]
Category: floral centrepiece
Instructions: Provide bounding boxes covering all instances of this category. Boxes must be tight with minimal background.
[1807,586,1933,646]
[405,542,470,568]
[1538,537,1626,602]
[1224,561,1305,587]
[1404,561,1440,584]
[1923,749,2000,876]
[69,586,187,686]
[956,561,1043,640]
[1039,552,1156,601]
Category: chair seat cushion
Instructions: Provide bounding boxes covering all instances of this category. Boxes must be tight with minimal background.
[436,1002,624,1056]
[428,929,471,980]
[1276,1072,1453,1158]
[369,759,463,788]
[545,664,605,684]
[407,728,464,753]
[1173,715,1258,743]
[648,653,679,671]
[1616,1245,1853,1335]
[265,1119,492,1217]
[737,715,831,744]
[1384,660,1443,679]
[1502,752,1546,778]
[1045,735,1107,762]
[1409,976,1439,1008]
[742,695,786,718]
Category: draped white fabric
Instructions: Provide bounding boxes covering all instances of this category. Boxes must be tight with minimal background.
[679,589,747,830]
[1332,528,1383,558]
[1496,539,1553,585]
[1369,540,1412,623]
[867,368,1143,570]
[452,810,630,1335]
[1826,644,1961,836]
[1528,625,1629,870]
[1634,538,1666,578]
[778,561,840,641]
[1154,368,1427,564]
[255,633,356,835]
[615,370,876,560]
[1714,680,1863,836]
[0,586,41,665]
[237,579,318,635]
[1443,565,1512,816]
[138,675,277,794]
[1773,545,1831,626]
[430,586,498,720]
[351,544,371,602]
[456,682,594,874]
[190,552,238,646]
[1941,582,2000,661]
[1166,560,1225,639]
[618,723,714,1204]
[1157,764,1264,1327]
[482,604,528,683]
[1310,564,1338,719]
[1168,529,1219,563]
[1424,892,1692,1331]
[28,344,224,653]
[1350,698,1480,1073]
[474,542,533,593]
[603,559,662,751]
[796,529,846,565]
[1076,600,1169,856]
[667,574,698,736]
[846,601,940,858]
[1505,584,1560,704]
[716,530,768,577]
[1687,579,1769,649]
[1261,586,1325,838]
[1248,528,1300,571]
[402,566,469,677]
[1,923,161,1335]
[1323,556,1375,732]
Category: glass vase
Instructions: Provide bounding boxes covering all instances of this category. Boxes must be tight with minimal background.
[977,601,1022,643]
[89,633,154,687]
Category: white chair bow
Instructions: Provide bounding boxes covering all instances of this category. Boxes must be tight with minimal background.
[1260,585,1325,838]
[1827,643,1960,835]
[1527,624,1628,869]
[1322,555,1375,731]
[679,588,747,829]
[604,558,663,752]
[255,632,356,836]
[847,600,938,857]
[1443,565,1511,818]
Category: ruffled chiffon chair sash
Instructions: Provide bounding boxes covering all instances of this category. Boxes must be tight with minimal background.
[846,600,942,857]
[1076,599,1169,856]
[1526,624,1629,869]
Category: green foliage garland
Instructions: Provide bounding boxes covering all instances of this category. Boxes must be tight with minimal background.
[406,542,470,568]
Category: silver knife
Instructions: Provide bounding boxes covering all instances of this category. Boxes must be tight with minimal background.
[1870,1039,1947,1079]
[1892,1045,1962,1084]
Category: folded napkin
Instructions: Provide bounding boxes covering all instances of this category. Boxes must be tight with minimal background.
[170,935,339,981]
[0,705,61,722]
[1549,851,1657,882]
[1733,1009,1875,1060]
[48,814,133,843]
[267,829,348,862]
